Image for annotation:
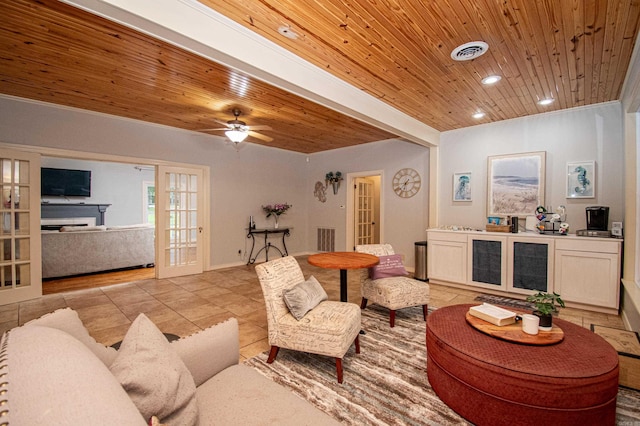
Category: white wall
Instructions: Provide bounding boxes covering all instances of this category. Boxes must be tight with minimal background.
[307,139,430,269]
[210,144,309,266]
[41,157,154,226]
[439,102,625,232]
[0,96,309,267]
[8,95,625,287]
[0,96,431,270]
[620,29,640,331]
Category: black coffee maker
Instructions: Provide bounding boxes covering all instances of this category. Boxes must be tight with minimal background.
[586,206,609,231]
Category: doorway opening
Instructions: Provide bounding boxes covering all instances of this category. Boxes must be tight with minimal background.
[38,159,208,292]
[346,171,383,251]
[40,157,158,294]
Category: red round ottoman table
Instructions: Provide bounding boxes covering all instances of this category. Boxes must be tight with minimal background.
[426,304,619,426]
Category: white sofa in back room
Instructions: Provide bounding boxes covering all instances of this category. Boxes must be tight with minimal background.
[41,224,155,279]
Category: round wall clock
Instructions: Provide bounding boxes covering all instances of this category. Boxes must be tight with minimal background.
[392,168,422,198]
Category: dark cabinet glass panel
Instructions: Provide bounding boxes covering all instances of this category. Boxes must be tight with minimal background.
[472,239,502,285]
[512,242,548,291]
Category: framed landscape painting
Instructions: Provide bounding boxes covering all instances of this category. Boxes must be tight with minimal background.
[453,172,472,201]
[566,161,595,198]
[487,151,545,217]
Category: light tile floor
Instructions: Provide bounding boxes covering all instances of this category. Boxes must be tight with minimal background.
[0,255,625,360]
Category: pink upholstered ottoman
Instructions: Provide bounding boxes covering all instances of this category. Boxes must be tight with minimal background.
[426,304,619,426]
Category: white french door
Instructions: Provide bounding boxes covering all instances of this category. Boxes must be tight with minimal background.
[354,177,375,246]
[156,166,204,278]
[0,149,41,305]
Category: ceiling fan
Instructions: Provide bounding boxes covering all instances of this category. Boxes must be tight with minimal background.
[199,108,273,144]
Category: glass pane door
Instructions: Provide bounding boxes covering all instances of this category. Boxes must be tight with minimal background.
[0,149,41,305]
[355,177,374,246]
[156,166,203,278]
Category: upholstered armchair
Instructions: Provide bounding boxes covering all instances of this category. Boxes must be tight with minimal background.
[255,256,361,383]
[355,244,430,327]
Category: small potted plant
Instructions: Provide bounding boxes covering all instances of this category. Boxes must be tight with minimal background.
[526,291,565,330]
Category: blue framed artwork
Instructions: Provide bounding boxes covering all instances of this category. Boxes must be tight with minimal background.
[453,172,472,201]
[566,161,595,198]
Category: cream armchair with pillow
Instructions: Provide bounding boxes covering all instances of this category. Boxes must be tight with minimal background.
[255,256,361,384]
[356,244,430,327]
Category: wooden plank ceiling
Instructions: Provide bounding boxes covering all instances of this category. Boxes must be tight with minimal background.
[202,0,640,129]
[0,0,396,153]
[1,0,639,153]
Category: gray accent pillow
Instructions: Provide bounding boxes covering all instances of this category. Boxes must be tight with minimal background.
[110,314,198,425]
[283,275,328,320]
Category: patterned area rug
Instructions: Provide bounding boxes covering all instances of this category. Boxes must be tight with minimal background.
[244,305,640,425]
[474,293,536,310]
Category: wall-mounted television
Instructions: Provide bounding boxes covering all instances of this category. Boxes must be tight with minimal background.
[41,168,91,197]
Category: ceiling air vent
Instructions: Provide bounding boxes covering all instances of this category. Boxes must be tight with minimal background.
[451,41,489,61]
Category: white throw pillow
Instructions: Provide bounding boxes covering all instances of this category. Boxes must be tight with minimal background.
[23,308,117,366]
[283,275,328,320]
[109,314,198,425]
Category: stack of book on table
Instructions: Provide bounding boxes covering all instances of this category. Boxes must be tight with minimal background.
[469,303,517,326]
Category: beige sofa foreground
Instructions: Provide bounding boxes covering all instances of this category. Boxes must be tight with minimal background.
[1,308,338,425]
[41,225,155,278]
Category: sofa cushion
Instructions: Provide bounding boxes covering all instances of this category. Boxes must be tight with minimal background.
[196,364,340,425]
[171,318,239,387]
[23,307,117,366]
[107,224,154,230]
[283,275,328,320]
[3,325,146,425]
[369,254,408,280]
[110,314,198,425]
[59,225,107,232]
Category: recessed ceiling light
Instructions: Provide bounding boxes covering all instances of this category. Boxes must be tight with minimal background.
[481,75,501,85]
[538,98,554,106]
[278,25,298,40]
[472,112,485,119]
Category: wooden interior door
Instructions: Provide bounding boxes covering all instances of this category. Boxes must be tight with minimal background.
[156,166,204,278]
[0,148,41,305]
[354,177,375,246]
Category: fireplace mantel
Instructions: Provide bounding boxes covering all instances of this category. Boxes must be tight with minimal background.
[41,203,111,226]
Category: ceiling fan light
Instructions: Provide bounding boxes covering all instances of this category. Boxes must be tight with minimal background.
[225,129,248,143]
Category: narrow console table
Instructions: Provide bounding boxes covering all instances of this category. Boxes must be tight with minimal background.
[247,228,291,264]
